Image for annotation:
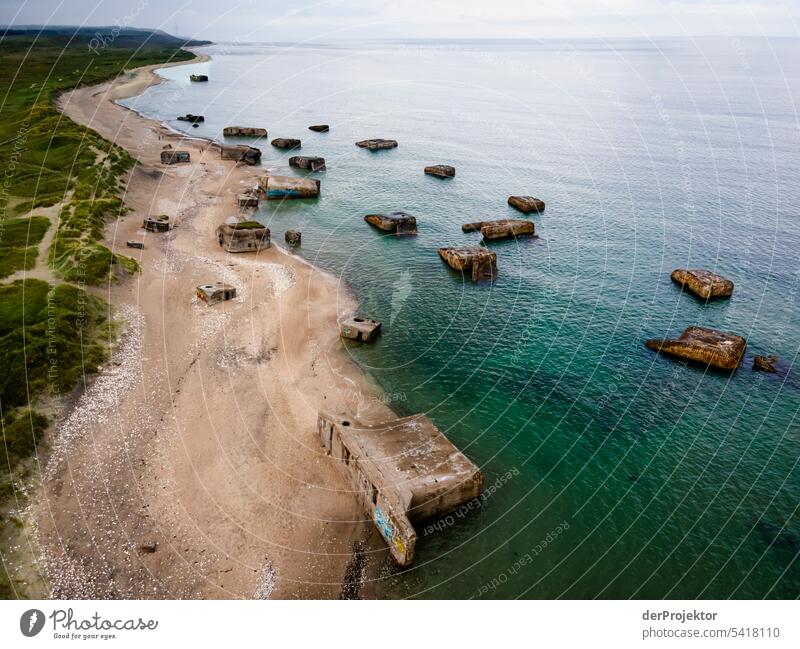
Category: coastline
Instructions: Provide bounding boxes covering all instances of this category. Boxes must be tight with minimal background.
[35,50,391,599]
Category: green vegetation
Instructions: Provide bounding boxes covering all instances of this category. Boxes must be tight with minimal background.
[232,220,266,229]
[0,32,198,598]
[0,216,49,278]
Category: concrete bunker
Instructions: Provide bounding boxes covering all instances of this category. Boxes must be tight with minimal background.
[223,126,267,137]
[177,114,204,123]
[285,230,302,247]
[645,326,746,371]
[217,221,270,253]
[271,138,301,150]
[671,269,734,300]
[309,124,329,132]
[356,139,398,150]
[196,282,237,305]
[160,150,190,165]
[143,215,170,232]
[220,144,262,165]
[260,174,320,200]
[236,193,259,208]
[318,413,483,566]
[508,195,545,213]
[190,74,208,82]
[439,246,498,281]
[462,219,535,240]
[340,317,381,342]
[424,165,455,178]
[289,156,326,171]
[364,212,417,235]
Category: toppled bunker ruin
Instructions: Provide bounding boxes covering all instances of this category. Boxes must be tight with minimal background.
[439,246,498,281]
[309,124,329,132]
[356,139,398,150]
[508,195,546,213]
[190,74,208,82]
[219,144,262,165]
[271,138,301,150]
[671,269,734,300]
[143,215,170,232]
[217,221,270,253]
[424,165,455,178]
[364,212,417,235]
[318,412,484,566]
[340,317,381,342]
[260,174,320,200]
[462,219,535,240]
[223,126,268,137]
[645,326,746,371]
[289,156,326,171]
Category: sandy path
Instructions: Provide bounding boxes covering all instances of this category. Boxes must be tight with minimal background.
[34,53,389,599]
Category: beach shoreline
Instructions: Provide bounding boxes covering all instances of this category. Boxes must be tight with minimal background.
[34,49,390,599]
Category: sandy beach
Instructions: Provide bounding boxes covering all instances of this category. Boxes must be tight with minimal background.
[34,52,390,599]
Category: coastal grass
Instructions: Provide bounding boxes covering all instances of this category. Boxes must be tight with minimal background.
[0,216,49,278]
[0,34,196,598]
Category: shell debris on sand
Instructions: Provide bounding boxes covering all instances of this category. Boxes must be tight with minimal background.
[253,562,277,599]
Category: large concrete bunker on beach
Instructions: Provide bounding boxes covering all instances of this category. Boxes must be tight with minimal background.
[196,282,237,305]
[340,316,381,342]
[217,220,270,252]
[671,269,734,299]
[364,212,417,235]
[439,246,498,281]
[645,326,746,371]
[317,413,484,566]
[160,150,190,164]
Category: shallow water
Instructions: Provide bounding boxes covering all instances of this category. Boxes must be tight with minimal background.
[123,37,800,598]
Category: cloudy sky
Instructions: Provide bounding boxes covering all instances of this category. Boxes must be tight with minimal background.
[2,0,799,40]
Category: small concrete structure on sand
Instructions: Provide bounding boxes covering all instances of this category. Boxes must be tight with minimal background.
[189,74,208,82]
[462,219,535,240]
[356,139,398,150]
[645,326,746,371]
[126,241,144,249]
[317,412,484,566]
[196,282,237,305]
[236,194,259,208]
[260,174,320,200]
[219,144,261,165]
[309,124,329,132]
[285,230,302,247]
[271,138,301,150]
[223,126,267,137]
[143,215,170,232]
[424,165,455,178]
[439,246,498,281]
[753,354,779,373]
[364,212,417,235]
[160,150,190,164]
[217,221,270,253]
[177,114,204,123]
[289,156,326,171]
[508,195,545,213]
[340,317,381,342]
[671,269,734,299]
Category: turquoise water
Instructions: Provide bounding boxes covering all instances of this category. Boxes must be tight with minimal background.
[123,38,800,598]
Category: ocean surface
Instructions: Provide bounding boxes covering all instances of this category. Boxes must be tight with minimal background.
[122,38,800,599]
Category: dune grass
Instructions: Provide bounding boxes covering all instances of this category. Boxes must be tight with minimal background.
[0,216,50,278]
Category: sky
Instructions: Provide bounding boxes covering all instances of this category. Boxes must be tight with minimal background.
[1,0,799,41]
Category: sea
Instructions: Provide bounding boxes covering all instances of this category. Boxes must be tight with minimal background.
[121,37,800,599]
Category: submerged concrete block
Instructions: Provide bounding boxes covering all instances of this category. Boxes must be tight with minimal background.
[189,74,208,82]
[177,114,204,123]
[308,124,329,132]
[355,139,398,150]
[364,212,417,235]
[220,144,261,165]
[223,126,268,137]
[645,326,746,371]
[285,230,302,246]
[271,138,301,150]
[424,165,455,178]
[289,156,326,171]
[671,269,734,299]
[508,195,545,213]
[462,219,535,240]
[438,246,498,281]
